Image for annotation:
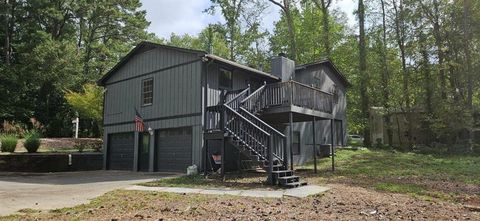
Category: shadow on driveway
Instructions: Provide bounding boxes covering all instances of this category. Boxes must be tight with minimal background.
[0,170,180,216]
[0,170,179,185]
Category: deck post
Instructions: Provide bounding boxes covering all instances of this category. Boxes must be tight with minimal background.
[221,137,225,181]
[283,137,288,170]
[289,112,294,170]
[204,139,208,176]
[313,116,317,173]
[331,118,335,172]
[268,135,274,185]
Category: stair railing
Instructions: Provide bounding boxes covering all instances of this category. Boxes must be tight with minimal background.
[223,104,271,159]
[239,107,287,168]
[225,86,250,110]
[239,84,288,170]
[241,82,267,114]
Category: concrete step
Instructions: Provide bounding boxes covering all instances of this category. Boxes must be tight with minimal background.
[283,181,308,188]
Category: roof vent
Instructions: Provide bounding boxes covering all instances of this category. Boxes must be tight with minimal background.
[278,52,287,57]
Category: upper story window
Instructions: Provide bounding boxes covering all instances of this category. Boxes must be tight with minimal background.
[219,69,233,90]
[313,76,322,88]
[142,78,153,106]
[331,84,339,104]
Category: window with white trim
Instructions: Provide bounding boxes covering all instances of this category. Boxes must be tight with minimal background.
[142,78,153,106]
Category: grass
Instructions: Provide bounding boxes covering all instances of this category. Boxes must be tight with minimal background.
[0,190,211,221]
[144,148,480,202]
[142,174,215,188]
[142,173,275,190]
[298,148,480,202]
[303,148,480,185]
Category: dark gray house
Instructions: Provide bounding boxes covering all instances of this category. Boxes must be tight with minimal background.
[98,41,349,187]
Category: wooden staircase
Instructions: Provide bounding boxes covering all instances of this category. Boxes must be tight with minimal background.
[216,85,307,188]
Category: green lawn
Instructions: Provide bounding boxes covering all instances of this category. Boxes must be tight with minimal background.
[307,148,480,185]
[299,148,480,201]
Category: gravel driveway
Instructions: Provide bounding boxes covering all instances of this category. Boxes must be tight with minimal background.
[0,170,176,216]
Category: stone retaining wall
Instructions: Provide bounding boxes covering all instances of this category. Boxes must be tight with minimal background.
[0,152,103,172]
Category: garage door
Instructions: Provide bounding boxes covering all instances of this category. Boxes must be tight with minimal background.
[156,127,192,172]
[107,132,134,170]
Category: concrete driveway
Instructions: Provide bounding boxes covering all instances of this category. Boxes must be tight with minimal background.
[0,171,177,216]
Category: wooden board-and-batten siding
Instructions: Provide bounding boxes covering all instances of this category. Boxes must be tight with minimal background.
[102,46,204,171]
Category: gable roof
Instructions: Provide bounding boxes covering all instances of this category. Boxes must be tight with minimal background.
[295,59,352,88]
[97,41,206,86]
[204,54,279,80]
[97,41,279,86]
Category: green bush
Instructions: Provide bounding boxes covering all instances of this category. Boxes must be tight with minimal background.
[0,134,18,152]
[24,131,41,153]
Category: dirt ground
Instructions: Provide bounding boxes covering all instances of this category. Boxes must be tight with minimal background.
[3,183,479,221]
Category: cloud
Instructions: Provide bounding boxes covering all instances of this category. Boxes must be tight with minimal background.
[140,0,222,39]
[140,0,356,39]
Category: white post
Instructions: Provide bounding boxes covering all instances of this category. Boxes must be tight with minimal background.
[72,117,79,138]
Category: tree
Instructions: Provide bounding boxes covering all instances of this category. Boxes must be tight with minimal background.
[358,0,371,146]
[0,0,150,136]
[207,0,246,61]
[312,0,332,57]
[65,84,103,122]
[379,0,393,146]
[268,0,298,60]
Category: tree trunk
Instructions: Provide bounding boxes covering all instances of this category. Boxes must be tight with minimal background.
[3,0,14,66]
[358,0,370,147]
[269,0,297,60]
[420,30,433,146]
[393,0,412,149]
[463,0,472,109]
[313,0,331,57]
[380,0,392,147]
[284,1,297,61]
[463,0,473,151]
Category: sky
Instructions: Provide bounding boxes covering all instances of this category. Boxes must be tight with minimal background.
[140,0,357,39]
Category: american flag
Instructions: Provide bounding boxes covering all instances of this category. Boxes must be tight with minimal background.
[134,108,144,132]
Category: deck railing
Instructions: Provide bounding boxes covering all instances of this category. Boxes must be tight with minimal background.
[263,81,333,114]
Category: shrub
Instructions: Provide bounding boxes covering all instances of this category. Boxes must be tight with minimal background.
[0,134,18,152]
[24,131,41,153]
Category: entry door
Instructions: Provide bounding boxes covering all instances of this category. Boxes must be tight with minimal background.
[138,132,150,172]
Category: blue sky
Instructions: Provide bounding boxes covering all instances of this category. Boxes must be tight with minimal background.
[140,0,357,39]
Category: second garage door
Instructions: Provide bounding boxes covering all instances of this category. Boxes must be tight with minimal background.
[156,127,192,172]
[107,132,134,170]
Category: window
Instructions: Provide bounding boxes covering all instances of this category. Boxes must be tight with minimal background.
[331,84,339,104]
[219,69,233,90]
[293,131,300,155]
[142,78,153,105]
[313,76,322,88]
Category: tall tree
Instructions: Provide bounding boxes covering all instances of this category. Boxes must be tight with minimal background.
[392,0,414,147]
[268,0,297,60]
[208,0,246,61]
[312,0,332,57]
[419,0,447,99]
[358,0,371,146]
[379,0,393,146]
